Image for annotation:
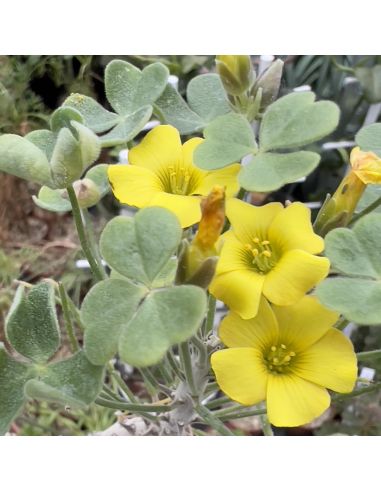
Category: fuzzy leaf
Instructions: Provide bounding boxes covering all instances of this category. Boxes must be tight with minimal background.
[5,283,60,363]
[26,129,56,161]
[186,74,231,123]
[0,134,53,186]
[100,208,182,287]
[316,214,381,324]
[63,93,120,133]
[24,351,104,408]
[194,113,257,170]
[105,60,168,115]
[238,151,320,192]
[0,344,31,435]
[118,286,207,367]
[259,92,340,152]
[154,84,203,135]
[82,279,147,365]
[355,123,381,157]
[99,106,152,147]
[50,106,83,133]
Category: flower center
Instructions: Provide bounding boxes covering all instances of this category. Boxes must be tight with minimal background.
[244,237,276,274]
[168,166,191,195]
[265,344,296,374]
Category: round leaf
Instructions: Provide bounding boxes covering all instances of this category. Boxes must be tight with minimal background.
[355,123,381,157]
[187,74,231,123]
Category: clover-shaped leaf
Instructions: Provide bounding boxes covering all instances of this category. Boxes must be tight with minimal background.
[316,214,381,325]
[100,207,182,288]
[82,280,206,367]
[259,92,340,152]
[154,74,231,135]
[82,207,207,367]
[239,151,321,192]
[193,113,257,170]
[64,60,169,147]
[32,164,110,213]
[0,283,104,435]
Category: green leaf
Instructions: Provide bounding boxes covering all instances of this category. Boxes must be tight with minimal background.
[355,65,381,103]
[357,184,381,214]
[32,164,110,213]
[100,208,182,287]
[259,92,340,152]
[82,279,147,365]
[0,344,31,435]
[24,351,104,407]
[5,283,60,364]
[316,277,381,326]
[119,285,206,367]
[50,106,83,133]
[63,93,119,133]
[105,60,168,115]
[238,151,320,192]
[26,129,56,161]
[316,214,381,325]
[355,123,381,157]
[71,121,101,169]
[193,113,257,170]
[99,106,152,147]
[49,127,82,188]
[0,134,53,186]
[154,84,203,135]
[187,74,231,123]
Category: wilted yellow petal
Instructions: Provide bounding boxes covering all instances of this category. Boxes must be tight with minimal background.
[350,146,381,184]
[211,348,268,406]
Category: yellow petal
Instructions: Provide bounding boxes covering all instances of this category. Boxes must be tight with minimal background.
[292,328,357,393]
[148,192,202,228]
[182,137,204,166]
[219,296,278,350]
[215,231,250,274]
[108,164,162,207]
[267,374,330,427]
[272,296,339,352]
[209,269,264,319]
[192,164,241,197]
[128,125,182,172]
[268,202,324,254]
[211,348,268,406]
[263,250,330,306]
[226,198,283,244]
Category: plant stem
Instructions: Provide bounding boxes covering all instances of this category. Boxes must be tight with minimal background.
[357,349,381,361]
[202,294,216,338]
[332,381,381,402]
[219,407,267,421]
[205,396,232,410]
[95,397,174,413]
[82,208,106,276]
[58,282,79,353]
[191,336,208,368]
[259,413,274,436]
[195,402,235,436]
[179,341,198,397]
[350,196,381,225]
[166,350,184,381]
[66,184,106,282]
[138,367,172,397]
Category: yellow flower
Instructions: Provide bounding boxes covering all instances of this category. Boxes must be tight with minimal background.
[211,296,357,427]
[108,125,240,228]
[209,198,330,319]
[350,146,381,184]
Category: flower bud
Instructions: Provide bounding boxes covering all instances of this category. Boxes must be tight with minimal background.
[216,55,254,96]
[61,178,101,209]
[253,59,284,110]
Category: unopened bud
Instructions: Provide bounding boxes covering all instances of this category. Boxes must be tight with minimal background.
[61,178,101,208]
[253,59,284,109]
[216,55,254,96]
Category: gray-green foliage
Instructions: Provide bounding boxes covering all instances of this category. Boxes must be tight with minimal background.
[194,91,340,192]
[154,74,231,134]
[0,106,101,189]
[355,123,381,157]
[354,65,381,104]
[0,283,104,435]
[64,60,169,147]
[81,207,207,367]
[316,214,381,325]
